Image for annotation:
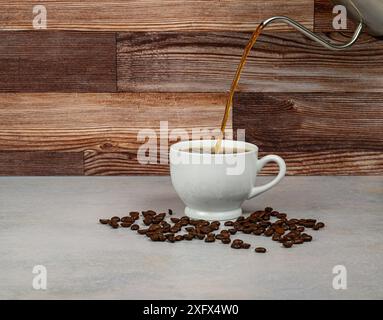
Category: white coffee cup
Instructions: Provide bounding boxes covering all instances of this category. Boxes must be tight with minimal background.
[170,140,286,221]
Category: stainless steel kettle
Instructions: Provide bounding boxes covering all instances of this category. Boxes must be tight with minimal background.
[263,0,383,50]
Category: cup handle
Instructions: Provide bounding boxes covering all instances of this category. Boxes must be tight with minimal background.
[247,155,286,199]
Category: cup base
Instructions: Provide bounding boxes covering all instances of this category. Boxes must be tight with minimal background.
[185,207,242,221]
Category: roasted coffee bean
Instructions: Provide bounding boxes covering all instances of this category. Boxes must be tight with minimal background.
[184,234,194,241]
[220,230,230,237]
[253,229,264,236]
[274,226,285,235]
[221,238,231,244]
[270,211,279,217]
[196,234,205,240]
[170,217,180,223]
[272,234,281,242]
[255,247,267,253]
[131,224,139,231]
[110,221,119,229]
[111,216,120,222]
[215,234,223,240]
[232,239,243,245]
[137,229,148,235]
[294,238,304,244]
[185,227,195,232]
[121,216,134,223]
[313,222,325,230]
[236,216,245,222]
[167,235,175,243]
[168,209,173,215]
[129,212,140,220]
[99,219,109,224]
[224,221,234,227]
[297,226,305,232]
[264,228,274,237]
[302,233,313,242]
[120,222,132,228]
[276,213,287,219]
[143,218,152,226]
[211,221,220,226]
[231,242,242,249]
[175,235,184,241]
[210,224,219,231]
[241,243,251,249]
[170,226,181,233]
[180,216,190,222]
[199,226,211,234]
[283,241,294,248]
[228,228,237,235]
[243,228,252,234]
[148,224,161,231]
[265,207,273,213]
[205,236,215,243]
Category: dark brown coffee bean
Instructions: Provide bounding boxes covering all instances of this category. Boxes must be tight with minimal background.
[175,235,184,241]
[168,209,173,215]
[241,243,251,249]
[184,234,194,241]
[272,234,281,242]
[215,234,223,240]
[99,219,109,224]
[170,226,181,233]
[236,216,245,222]
[314,222,325,230]
[196,234,205,240]
[265,207,273,213]
[205,236,215,243]
[111,216,120,222]
[253,229,264,236]
[143,218,152,226]
[283,241,294,248]
[264,228,274,237]
[170,217,180,223]
[129,212,140,219]
[276,213,287,219]
[270,211,279,216]
[131,224,139,231]
[121,216,134,223]
[231,243,242,249]
[110,221,119,229]
[302,233,313,242]
[120,222,132,228]
[221,238,231,244]
[185,227,195,232]
[274,227,285,235]
[243,228,252,234]
[232,239,243,245]
[294,238,304,244]
[137,229,148,235]
[224,221,234,227]
[255,247,267,253]
[297,226,305,232]
[228,228,237,235]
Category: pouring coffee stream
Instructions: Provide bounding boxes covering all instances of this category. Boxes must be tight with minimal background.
[215,0,383,153]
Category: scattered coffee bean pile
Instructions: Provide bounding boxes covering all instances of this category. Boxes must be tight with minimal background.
[99,207,325,253]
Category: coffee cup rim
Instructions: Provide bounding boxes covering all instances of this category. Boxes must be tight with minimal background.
[170,139,258,155]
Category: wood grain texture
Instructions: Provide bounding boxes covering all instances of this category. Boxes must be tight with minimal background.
[0,31,116,92]
[117,31,383,93]
[0,151,83,175]
[0,0,313,31]
[314,0,355,33]
[83,150,383,176]
[0,92,227,152]
[233,92,383,152]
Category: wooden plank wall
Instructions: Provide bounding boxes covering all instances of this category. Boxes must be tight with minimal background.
[0,0,382,175]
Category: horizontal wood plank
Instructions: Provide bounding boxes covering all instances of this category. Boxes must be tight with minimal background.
[233,92,383,152]
[0,31,116,92]
[0,0,313,31]
[314,0,355,32]
[117,31,383,93]
[0,92,227,152]
[0,151,83,175]
[83,150,383,176]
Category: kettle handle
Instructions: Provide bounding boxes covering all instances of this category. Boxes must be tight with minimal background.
[261,15,363,51]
